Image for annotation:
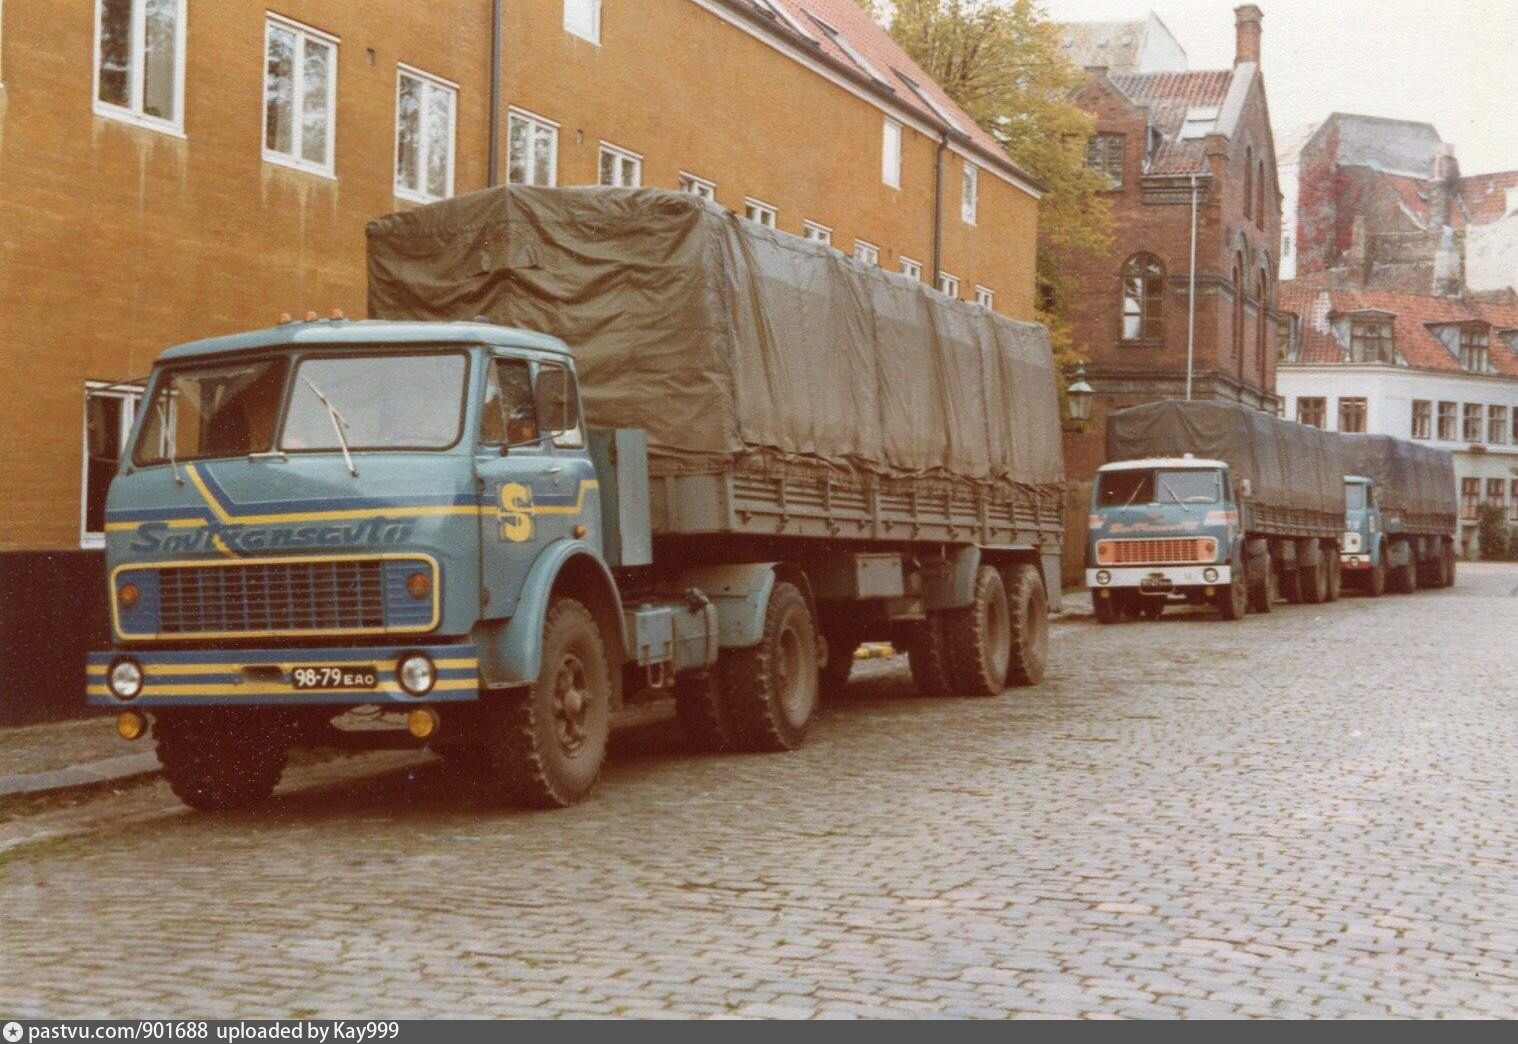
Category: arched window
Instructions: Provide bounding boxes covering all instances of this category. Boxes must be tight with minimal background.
[1256,160,1267,228]
[1120,254,1165,341]
[1256,269,1269,384]
[1243,147,1254,219]
[1232,256,1246,374]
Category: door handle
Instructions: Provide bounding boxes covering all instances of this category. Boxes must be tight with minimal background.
[542,465,564,475]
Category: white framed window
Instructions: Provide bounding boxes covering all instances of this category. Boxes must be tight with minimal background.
[900,257,923,281]
[679,172,715,200]
[882,118,902,189]
[508,107,558,186]
[598,142,642,188]
[752,0,815,40]
[394,66,457,203]
[853,240,879,266]
[81,381,144,548]
[93,0,187,135]
[937,272,960,298]
[975,285,994,309]
[744,198,777,228]
[803,221,832,245]
[263,15,338,177]
[807,13,885,83]
[564,0,602,44]
[962,163,979,225]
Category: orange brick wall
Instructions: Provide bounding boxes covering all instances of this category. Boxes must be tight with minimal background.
[0,0,1039,551]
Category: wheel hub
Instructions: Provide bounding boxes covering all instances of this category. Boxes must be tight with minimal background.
[552,654,590,754]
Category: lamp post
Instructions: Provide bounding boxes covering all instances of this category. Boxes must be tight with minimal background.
[1066,366,1094,423]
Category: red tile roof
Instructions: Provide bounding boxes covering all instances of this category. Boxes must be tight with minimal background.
[1460,171,1518,225]
[1279,282,1518,376]
[1109,70,1233,174]
[744,0,1033,187]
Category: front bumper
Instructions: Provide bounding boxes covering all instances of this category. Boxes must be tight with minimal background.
[1340,554,1370,569]
[87,643,480,708]
[1086,565,1231,590]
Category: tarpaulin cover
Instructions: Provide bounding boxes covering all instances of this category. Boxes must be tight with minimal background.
[1106,399,1345,517]
[1332,433,1456,526]
[366,187,1062,491]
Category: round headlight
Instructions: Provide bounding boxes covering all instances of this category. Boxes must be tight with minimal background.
[397,653,436,697]
[406,571,432,600]
[1095,570,1112,586]
[1203,567,1219,583]
[118,582,141,609]
[108,658,144,700]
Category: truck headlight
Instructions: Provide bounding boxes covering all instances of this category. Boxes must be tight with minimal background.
[1203,567,1219,583]
[1095,570,1111,585]
[397,653,436,696]
[108,658,144,700]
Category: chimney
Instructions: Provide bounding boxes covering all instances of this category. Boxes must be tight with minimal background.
[1432,226,1463,297]
[1429,143,1459,229]
[1234,5,1263,66]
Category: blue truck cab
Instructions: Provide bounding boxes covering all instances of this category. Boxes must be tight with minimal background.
[1338,476,1385,592]
[1086,456,1244,622]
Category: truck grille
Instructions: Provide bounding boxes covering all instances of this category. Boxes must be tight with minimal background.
[1096,538,1217,565]
[143,557,436,636]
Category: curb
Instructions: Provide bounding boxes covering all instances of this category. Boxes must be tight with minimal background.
[0,753,160,800]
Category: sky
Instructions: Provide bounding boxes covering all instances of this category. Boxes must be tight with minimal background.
[1039,0,1518,175]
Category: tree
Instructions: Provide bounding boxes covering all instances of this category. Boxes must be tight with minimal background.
[859,0,1112,375]
[1476,501,1511,561]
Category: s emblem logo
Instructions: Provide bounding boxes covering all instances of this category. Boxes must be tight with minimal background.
[499,482,534,542]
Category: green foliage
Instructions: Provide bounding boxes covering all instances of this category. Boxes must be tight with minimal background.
[861,0,1113,373]
[1475,502,1514,561]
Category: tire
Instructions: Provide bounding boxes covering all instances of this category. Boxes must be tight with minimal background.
[1325,548,1342,602]
[1092,589,1121,625]
[1444,543,1458,588]
[155,710,288,812]
[1301,551,1329,605]
[717,581,818,751]
[481,597,611,808]
[1003,564,1049,687]
[674,670,734,752]
[1279,558,1303,604]
[943,565,1013,697]
[907,613,953,694]
[1394,553,1419,595]
[1216,557,1247,621]
[1367,553,1387,597]
[1248,549,1274,614]
[816,622,860,698]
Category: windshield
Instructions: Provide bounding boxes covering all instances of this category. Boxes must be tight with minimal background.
[1097,468,1223,507]
[133,351,469,465]
[1345,483,1367,510]
[282,354,467,451]
[134,358,287,465]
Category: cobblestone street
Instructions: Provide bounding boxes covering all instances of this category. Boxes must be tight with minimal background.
[2,564,1515,1019]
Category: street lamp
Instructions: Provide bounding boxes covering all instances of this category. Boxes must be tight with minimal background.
[1066,367,1094,423]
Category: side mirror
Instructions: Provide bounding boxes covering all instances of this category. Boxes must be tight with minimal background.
[1238,478,1252,500]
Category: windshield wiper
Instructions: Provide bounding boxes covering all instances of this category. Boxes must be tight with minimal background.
[156,401,185,486]
[1158,477,1192,511]
[301,376,358,477]
[1120,480,1148,509]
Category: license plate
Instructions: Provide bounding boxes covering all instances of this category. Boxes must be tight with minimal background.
[291,665,379,690]
[1139,577,1173,592]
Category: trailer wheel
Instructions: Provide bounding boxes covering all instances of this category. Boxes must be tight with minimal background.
[1004,564,1048,686]
[718,581,818,751]
[1367,552,1387,597]
[1325,548,1342,602]
[155,710,288,812]
[817,622,861,698]
[675,670,734,752]
[943,565,1012,696]
[1278,557,1303,604]
[484,597,611,808]
[1248,549,1275,614]
[1301,552,1329,605]
[906,614,953,693]
[1091,590,1121,625]
[1443,543,1458,588]
[1394,552,1419,595]
[1216,557,1247,621]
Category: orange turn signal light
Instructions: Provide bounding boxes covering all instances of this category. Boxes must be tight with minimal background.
[118,582,141,609]
[406,571,432,600]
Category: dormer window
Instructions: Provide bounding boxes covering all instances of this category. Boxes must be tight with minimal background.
[1460,325,1491,372]
[1180,107,1218,140]
[1349,317,1394,363]
[1085,133,1124,187]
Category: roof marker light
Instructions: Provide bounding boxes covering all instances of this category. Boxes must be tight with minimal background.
[278,312,293,324]
[330,309,345,320]
[304,310,318,322]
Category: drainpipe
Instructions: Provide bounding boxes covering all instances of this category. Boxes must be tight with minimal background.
[932,133,947,286]
[1186,173,1199,400]
[487,0,503,187]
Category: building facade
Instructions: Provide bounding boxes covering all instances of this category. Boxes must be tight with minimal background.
[1276,285,1518,557]
[1053,5,1282,479]
[0,0,1041,723]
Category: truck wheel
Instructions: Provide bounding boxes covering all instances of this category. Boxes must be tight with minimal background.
[1325,548,1342,602]
[674,670,734,752]
[1367,554,1387,597]
[1248,550,1275,613]
[943,565,1012,696]
[718,581,818,751]
[1004,564,1048,687]
[1278,559,1303,604]
[485,597,611,808]
[1395,555,1419,595]
[1091,590,1121,625]
[1443,543,1458,587]
[817,623,861,697]
[907,614,953,694]
[1216,559,1247,621]
[1301,555,1329,605]
[154,710,288,812]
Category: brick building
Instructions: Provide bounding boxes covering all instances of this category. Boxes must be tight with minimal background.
[0,0,1042,723]
[1053,5,1282,479]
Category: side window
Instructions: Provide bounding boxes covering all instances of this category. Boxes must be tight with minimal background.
[82,383,143,547]
[535,364,584,448]
[480,358,539,446]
